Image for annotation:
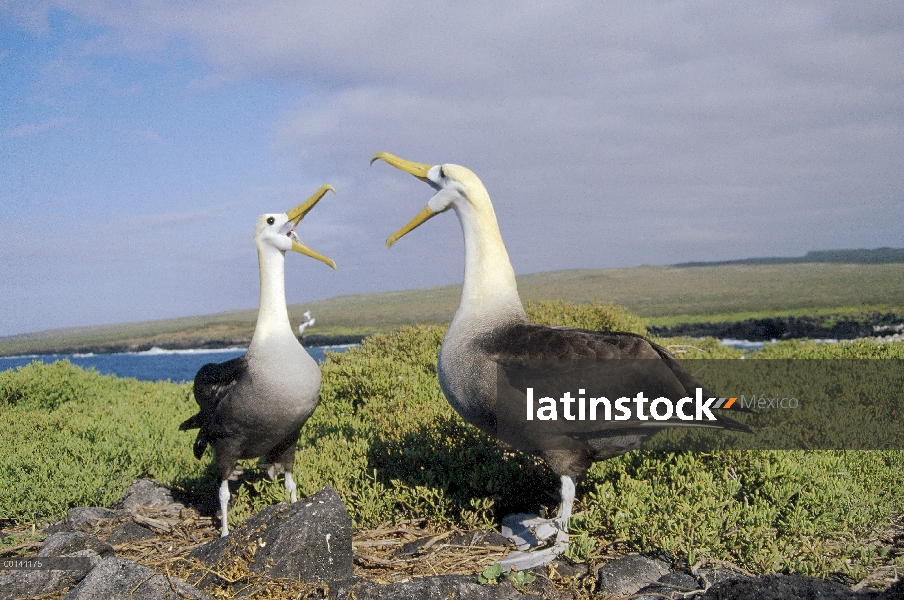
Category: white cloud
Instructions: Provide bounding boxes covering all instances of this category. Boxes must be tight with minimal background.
[29,1,897,257]
[2,116,74,138]
[1,1,902,335]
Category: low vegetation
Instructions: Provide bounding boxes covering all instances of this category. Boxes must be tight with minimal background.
[1,301,902,583]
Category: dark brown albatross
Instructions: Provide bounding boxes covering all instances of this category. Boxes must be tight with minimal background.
[372,152,749,567]
[180,185,336,537]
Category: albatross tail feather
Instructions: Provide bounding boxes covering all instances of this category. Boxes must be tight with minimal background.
[178,412,204,431]
[193,433,209,460]
[178,412,210,459]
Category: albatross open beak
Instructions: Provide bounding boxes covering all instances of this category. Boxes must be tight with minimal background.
[371,151,440,248]
[285,184,337,269]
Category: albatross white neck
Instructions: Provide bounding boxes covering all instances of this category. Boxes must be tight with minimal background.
[250,244,294,349]
[450,191,527,332]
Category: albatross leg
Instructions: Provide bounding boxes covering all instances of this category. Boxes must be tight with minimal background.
[554,475,576,545]
[219,480,230,537]
[498,476,577,569]
[285,472,297,503]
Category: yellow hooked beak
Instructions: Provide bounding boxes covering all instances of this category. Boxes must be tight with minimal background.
[371,151,439,248]
[285,184,337,269]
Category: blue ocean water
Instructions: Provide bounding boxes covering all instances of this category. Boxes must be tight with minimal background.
[0,339,783,382]
[0,345,354,383]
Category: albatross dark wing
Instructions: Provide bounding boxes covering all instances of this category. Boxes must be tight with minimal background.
[479,322,749,470]
[482,323,675,362]
[179,355,248,459]
[481,323,736,405]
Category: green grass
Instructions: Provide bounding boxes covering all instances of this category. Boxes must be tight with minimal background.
[1,301,903,582]
[575,450,903,576]
[3,262,903,356]
[0,361,206,523]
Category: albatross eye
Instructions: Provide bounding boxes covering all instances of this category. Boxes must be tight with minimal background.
[267,217,275,225]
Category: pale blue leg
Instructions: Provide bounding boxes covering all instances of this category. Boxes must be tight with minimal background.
[285,472,297,503]
[219,480,230,537]
[554,475,576,546]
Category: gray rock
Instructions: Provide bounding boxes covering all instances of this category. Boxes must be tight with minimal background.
[695,566,751,588]
[190,486,352,584]
[535,557,589,579]
[38,532,114,559]
[329,574,559,599]
[0,549,101,600]
[878,579,904,600]
[114,479,182,513]
[635,570,703,599]
[595,554,670,597]
[105,522,156,546]
[65,507,126,530]
[42,522,75,536]
[659,570,702,588]
[64,557,212,600]
[700,573,889,599]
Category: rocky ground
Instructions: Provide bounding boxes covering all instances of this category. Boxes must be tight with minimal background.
[1,479,902,599]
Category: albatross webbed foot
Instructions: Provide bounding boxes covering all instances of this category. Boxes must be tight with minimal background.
[498,513,569,569]
[498,476,576,569]
[499,545,566,570]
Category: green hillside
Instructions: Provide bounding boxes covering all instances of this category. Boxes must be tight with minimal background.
[2,261,903,356]
[675,247,904,267]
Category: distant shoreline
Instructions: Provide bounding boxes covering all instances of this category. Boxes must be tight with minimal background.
[672,246,904,268]
[648,312,904,341]
[6,313,904,358]
[4,256,903,357]
[0,333,368,359]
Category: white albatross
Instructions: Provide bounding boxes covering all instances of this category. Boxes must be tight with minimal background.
[180,185,336,537]
[372,152,750,567]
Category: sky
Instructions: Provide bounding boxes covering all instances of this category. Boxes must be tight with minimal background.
[1,1,902,338]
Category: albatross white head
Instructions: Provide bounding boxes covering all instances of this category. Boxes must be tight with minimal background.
[372,152,525,330]
[254,184,337,267]
[250,184,336,349]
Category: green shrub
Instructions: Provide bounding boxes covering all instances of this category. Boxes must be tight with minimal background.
[752,338,904,359]
[525,300,648,335]
[0,361,206,524]
[0,360,101,410]
[653,336,746,359]
[578,449,903,578]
